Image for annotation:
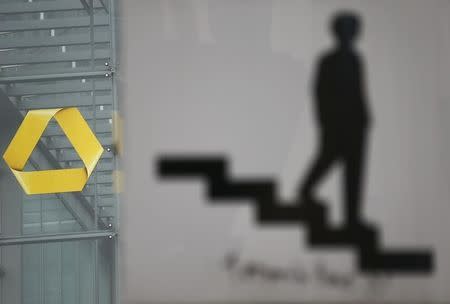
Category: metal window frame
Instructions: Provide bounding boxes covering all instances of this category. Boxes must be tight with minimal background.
[0,0,121,302]
[0,231,116,246]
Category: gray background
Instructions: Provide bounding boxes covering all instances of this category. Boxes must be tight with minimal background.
[121,0,450,302]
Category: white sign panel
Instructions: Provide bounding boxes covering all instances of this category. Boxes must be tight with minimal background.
[121,1,450,302]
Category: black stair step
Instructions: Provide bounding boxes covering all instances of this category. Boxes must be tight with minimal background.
[308,224,378,248]
[209,180,275,200]
[158,157,226,178]
[157,156,434,274]
[359,250,434,273]
[257,204,311,224]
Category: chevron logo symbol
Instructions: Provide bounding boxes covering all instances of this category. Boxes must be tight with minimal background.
[3,108,103,195]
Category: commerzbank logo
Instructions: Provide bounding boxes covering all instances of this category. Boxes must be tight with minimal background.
[3,107,103,195]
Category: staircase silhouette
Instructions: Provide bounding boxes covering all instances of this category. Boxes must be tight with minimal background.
[158,156,434,274]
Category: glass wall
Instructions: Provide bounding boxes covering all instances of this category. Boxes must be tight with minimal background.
[22,239,114,304]
[0,0,119,303]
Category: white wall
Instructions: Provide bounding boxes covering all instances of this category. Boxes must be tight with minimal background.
[121,1,450,302]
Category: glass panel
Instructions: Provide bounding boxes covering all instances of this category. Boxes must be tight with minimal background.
[18,239,113,304]
[0,2,111,77]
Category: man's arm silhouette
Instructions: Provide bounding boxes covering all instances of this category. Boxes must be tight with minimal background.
[357,56,372,128]
[313,55,332,129]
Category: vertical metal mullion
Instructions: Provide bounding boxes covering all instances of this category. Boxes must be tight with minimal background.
[109,0,119,302]
[41,244,45,304]
[20,245,23,304]
[58,242,62,304]
[91,97,100,304]
[92,240,99,304]
[40,196,43,234]
[39,170,44,304]
[93,91,98,228]
[91,60,100,304]
[111,235,118,304]
[0,247,2,304]
[90,0,100,300]
[0,168,2,304]
[76,241,80,304]
[60,242,64,304]
[58,205,63,304]
[19,193,23,304]
[89,0,95,71]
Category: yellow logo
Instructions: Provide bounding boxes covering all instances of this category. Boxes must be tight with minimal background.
[3,108,104,195]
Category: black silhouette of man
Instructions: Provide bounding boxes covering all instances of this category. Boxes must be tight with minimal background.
[300,12,371,226]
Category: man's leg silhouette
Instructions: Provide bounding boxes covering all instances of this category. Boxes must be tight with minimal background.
[300,130,340,201]
[343,130,368,225]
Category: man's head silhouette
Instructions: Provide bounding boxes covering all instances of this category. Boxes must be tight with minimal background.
[331,11,361,49]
